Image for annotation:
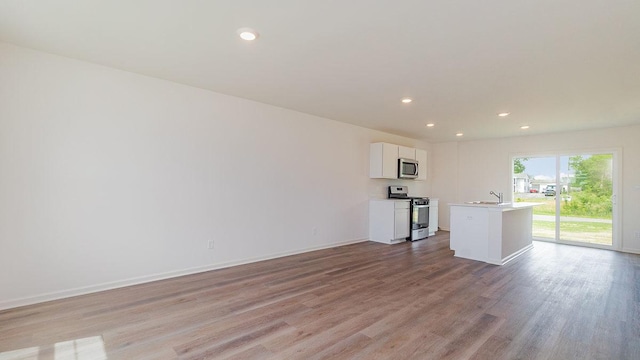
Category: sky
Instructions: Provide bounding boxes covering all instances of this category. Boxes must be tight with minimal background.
[515,156,575,180]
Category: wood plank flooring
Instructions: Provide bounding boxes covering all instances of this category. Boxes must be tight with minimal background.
[1,232,639,359]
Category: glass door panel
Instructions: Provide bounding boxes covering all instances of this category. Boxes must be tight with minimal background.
[512,156,556,241]
[512,152,615,248]
[558,154,613,246]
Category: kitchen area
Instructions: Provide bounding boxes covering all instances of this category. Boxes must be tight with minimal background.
[368,142,438,244]
[367,142,540,266]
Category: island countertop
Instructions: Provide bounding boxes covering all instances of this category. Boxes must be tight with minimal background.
[449,202,542,211]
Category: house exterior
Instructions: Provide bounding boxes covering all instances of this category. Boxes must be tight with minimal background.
[513,173,530,193]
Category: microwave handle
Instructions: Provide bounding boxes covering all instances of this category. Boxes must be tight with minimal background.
[414,163,419,176]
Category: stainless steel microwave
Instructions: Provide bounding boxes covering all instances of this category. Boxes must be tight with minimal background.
[398,158,419,179]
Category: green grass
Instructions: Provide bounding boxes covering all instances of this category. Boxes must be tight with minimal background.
[532,220,612,245]
[533,220,612,232]
[531,198,556,215]
[515,196,612,219]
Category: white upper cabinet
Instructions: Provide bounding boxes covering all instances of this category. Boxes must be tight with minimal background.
[398,146,416,160]
[416,149,427,181]
[370,142,427,180]
[370,142,399,179]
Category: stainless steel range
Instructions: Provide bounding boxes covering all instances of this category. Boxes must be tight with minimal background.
[388,186,430,241]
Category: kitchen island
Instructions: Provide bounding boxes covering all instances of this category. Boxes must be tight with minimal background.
[449,202,541,265]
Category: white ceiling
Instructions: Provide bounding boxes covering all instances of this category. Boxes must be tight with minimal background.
[1,0,639,142]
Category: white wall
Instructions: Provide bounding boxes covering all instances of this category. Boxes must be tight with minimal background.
[431,141,459,229]
[432,125,640,253]
[0,43,432,309]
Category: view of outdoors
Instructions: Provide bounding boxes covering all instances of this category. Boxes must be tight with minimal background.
[512,154,613,246]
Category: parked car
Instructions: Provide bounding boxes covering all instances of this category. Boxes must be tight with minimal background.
[545,185,556,196]
[529,189,538,193]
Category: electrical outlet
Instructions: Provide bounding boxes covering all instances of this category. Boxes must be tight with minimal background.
[208,240,214,249]
[312,227,318,236]
[635,232,640,240]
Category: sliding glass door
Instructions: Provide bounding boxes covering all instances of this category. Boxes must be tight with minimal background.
[512,152,616,248]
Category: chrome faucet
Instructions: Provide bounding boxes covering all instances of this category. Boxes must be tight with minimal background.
[490,191,503,203]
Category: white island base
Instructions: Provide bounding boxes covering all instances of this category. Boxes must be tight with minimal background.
[450,202,540,265]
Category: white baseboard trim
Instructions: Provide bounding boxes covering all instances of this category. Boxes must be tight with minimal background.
[0,237,367,311]
[500,244,534,265]
[454,244,533,266]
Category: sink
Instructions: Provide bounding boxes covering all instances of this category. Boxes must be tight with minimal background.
[465,201,505,205]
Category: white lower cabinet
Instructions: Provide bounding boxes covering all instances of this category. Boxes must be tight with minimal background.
[369,200,410,244]
[394,206,410,240]
[429,199,439,236]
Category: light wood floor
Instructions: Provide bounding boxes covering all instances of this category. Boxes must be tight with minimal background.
[1,232,639,359]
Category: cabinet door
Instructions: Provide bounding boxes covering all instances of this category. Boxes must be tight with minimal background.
[381,143,399,178]
[370,142,399,179]
[394,208,410,239]
[398,146,416,160]
[416,149,427,181]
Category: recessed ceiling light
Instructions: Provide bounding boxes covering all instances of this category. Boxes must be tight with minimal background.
[237,27,259,41]
[426,123,435,127]
[456,133,464,137]
[401,98,413,104]
[520,125,530,129]
[497,112,511,117]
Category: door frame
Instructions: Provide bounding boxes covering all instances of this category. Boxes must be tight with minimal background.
[510,148,622,251]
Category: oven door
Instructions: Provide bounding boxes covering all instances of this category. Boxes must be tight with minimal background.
[411,204,429,229]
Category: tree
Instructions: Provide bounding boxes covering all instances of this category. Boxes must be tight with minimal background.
[563,154,613,218]
[569,155,613,197]
[513,158,528,174]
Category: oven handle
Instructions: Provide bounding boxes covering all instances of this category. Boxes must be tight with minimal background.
[412,204,430,208]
